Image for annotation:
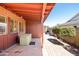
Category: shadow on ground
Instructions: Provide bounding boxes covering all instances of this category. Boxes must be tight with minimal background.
[63,45,79,56]
[47,38,79,56]
[47,38,63,46]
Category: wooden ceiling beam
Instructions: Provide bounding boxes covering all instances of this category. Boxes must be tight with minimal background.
[0,3,55,22]
[7,8,41,14]
[6,7,41,11]
[2,3,42,7]
[2,4,42,11]
[15,11,41,15]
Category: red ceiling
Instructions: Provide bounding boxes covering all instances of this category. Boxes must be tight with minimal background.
[0,3,55,22]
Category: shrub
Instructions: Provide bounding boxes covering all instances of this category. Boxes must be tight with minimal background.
[59,26,76,37]
[52,27,60,34]
[52,26,76,37]
[52,27,61,38]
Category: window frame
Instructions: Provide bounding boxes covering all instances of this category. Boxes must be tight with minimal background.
[18,21,25,33]
[10,18,18,33]
[0,15,8,35]
[19,21,22,33]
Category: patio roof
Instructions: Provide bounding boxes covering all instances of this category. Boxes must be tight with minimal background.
[0,3,55,22]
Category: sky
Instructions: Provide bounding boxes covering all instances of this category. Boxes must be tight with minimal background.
[44,3,79,27]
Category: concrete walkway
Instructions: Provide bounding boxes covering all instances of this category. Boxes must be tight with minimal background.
[43,34,74,56]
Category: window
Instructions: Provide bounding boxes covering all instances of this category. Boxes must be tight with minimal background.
[19,22,24,32]
[19,22,21,32]
[0,16,7,34]
[10,19,17,32]
[14,20,18,32]
[10,19,14,32]
[21,22,24,32]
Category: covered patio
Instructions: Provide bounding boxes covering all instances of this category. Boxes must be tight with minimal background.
[0,3,55,56]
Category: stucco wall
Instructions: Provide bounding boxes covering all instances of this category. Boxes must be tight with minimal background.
[26,20,43,38]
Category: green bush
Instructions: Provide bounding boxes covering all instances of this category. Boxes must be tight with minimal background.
[52,26,76,37]
[52,27,60,34]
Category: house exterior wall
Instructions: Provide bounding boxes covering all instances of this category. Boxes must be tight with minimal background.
[26,20,43,38]
[0,5,44,49]
[0,33,18,50]
[62,13,79,26]
[0,6,26,49]
[26,20,44,47]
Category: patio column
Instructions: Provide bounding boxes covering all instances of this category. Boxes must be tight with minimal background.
[41,3,47,48]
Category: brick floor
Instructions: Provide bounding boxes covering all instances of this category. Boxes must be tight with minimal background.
[43,34,74,56]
